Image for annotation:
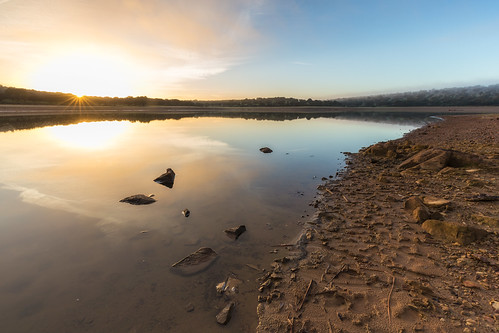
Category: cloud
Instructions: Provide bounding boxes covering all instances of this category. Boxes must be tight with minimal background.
[0,0,267,95]
[291,61,312,66]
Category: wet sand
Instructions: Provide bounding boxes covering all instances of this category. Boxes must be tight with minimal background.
[256,114,498,332]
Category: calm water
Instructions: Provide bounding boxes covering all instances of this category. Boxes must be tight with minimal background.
[0,115,421,332]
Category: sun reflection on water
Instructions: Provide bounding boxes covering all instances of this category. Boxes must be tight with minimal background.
[46,121,131,150]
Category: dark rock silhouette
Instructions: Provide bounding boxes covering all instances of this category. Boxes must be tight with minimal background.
[154,168,175,188]
[260,147,273,153]
[119,194,156,205]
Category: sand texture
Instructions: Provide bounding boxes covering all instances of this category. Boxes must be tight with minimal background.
[256,114,498,333]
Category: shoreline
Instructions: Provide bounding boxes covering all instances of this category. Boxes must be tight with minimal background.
[256,114,498,332]
[1,105,499,116]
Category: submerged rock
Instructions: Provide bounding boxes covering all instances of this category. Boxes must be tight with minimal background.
[171,247,218,275]
[260,147,273,154]
[216,302,235,325]
[119,194,156,205]
[216,276,243,295]
[154,168,175,188]
[421,220,488,245]
[224,225,246,240]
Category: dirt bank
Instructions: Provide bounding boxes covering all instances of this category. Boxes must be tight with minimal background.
[256,114,498,332]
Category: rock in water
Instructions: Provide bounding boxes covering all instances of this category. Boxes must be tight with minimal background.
[171,247,218,275]
[119,194,156,205]
[224,225,246,240]
[154,168,175,188]
[260,147,273,153]
[216,302,235,325]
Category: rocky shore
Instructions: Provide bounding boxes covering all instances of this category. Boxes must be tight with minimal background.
[256,115,498,332]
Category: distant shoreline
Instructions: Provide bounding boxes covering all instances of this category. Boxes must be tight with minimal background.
[1,104,499,117]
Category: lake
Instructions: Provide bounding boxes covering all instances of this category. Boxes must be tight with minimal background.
[0,112,424,332]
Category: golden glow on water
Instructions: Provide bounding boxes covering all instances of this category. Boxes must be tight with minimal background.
[46,121,131,150]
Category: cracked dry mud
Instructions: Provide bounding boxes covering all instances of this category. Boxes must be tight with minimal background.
[256,115,498,333]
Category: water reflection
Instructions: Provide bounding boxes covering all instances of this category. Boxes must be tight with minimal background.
[46,121,131,150]
[0,116,418,332]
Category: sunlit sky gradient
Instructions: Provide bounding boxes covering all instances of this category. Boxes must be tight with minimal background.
[1,0,499,100]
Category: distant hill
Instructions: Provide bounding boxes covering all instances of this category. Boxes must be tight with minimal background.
[1,83,498,107]
[336,84,499,107]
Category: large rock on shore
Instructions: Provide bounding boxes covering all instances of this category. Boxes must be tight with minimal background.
[421,220,488,245]
[398,148,484,172]
[171,247,218,275]
[398,148,451,171]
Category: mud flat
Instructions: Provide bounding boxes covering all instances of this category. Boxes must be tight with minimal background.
[256,114,498,332]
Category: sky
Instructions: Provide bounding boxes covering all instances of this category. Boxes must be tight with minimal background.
[1,0,499,100]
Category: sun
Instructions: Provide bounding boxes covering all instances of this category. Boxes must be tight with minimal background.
[30,47,136,97]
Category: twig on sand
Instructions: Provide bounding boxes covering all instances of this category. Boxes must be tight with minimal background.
[331,264,347,280]
[287,314,294,333]
[327,318,334,333]
[298,279,315,310]
[342,195,350,203]
[388,275,395,326]
[325,188,334,195]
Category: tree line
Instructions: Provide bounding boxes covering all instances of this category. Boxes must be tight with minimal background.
[1,83,498,107]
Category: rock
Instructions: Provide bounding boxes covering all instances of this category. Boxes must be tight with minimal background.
[182,209,190,217]
[154,168,175,188]
[260,147,273,154]
[119,194,156,205]
[447,150,483,168]
[171,247,218,275]
[217,276,243,295]
[398,148,451,171]
[404,196,425,212]
[462,280,481,289]
[224,225,246,240]
[363,141,397,157]
[423,196,450,208]
[185,303,195,312]
[472,214,499,227]
[412,206,431,223]
[216,302,235,325]
[421,220,488,245]
[491,300,499,312]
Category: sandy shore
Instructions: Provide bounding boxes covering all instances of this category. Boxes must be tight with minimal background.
[256,114,498,332]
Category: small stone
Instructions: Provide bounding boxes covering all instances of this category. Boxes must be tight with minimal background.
[463,280,481,289]
[224,225,246,240]
[182,209,190,217]
[216,302,235,325]
[423,196,450,208]
[260,147,273,154]
[412,206,431,223]
[491,300,499,312]
[185,303,194,312]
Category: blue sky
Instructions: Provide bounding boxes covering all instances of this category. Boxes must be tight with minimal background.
[1,0,498,99]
